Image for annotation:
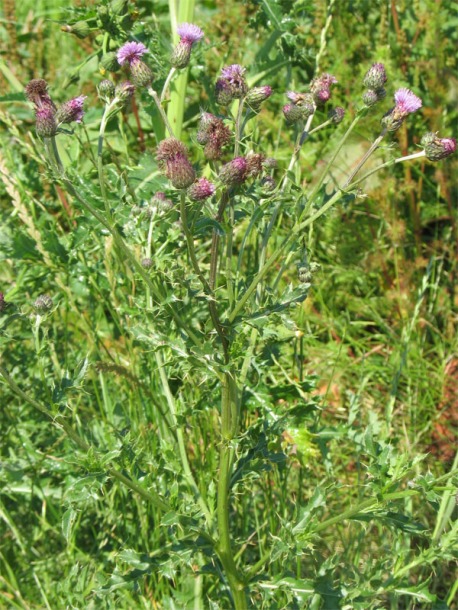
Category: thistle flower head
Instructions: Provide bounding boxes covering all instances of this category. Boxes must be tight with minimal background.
[141,257,153,269]
[394,88,422,114]
[34,294,53,313]
[219,157,248,187]
[98,79,116,101]
[130,59,153,88]
[115,81,135,103]
[363,88,386,107]
[25,79,56,111]
[282,103,304,123]
[421,132,456,161]
[187,178,216,202]
[246,85,273,110]
[328,106,345,124]
[117,41,148,66]
[363,63,387,90]
[165,154,196,189]
[177,23,204,45]
[382,88,422,131]
[171,24,204,68]
[35,106,57,137]
[152,191,174,212]
[56,95,87,124]
[156,138,188,164]
[310,73,337,105]
[215,64,248,104]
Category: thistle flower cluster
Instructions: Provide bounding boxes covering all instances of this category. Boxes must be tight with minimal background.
[218,153,266,187]
[25,79,86,137]
[310,73,337,105]
[362,63,387,107]
[215,65,248,105]
[282,74,337,125]
[171,23,204,69]
[283,91,315,123]
[382,87,422,131]
[117,41,153,88]
[196,112,232,160]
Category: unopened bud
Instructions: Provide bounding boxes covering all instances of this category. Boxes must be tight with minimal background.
[98,79,116,101]
[141,257,153,269]
[114,81,135,104]
[130,60,153,88]
[100,52,120,73]
[34,294,53,313]
[328,106,345,124]
[35,107,57,137]
[363,63,387,90]
[62,20,91,39]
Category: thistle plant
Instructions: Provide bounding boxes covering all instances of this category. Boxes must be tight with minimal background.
[1,6,457,610]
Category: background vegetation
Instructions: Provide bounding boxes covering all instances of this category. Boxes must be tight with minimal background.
[0,0,457,608]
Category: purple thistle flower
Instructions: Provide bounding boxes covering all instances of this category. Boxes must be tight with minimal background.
[56,95,87,124]
[117,41,148,66]
[172,23,204,69]
[156,138,189,163]
[25,79,56,111]
[165,154,196,189]
[177,23,204,45]
[35,106,57,137]
[421,132,456,161]
[310,73,337,105]
[188,178,216,202]
[394,88,422,114]
[215,64,248,104]
[221,64,246,82]
[219,157,248,187]
[382,88,422,132]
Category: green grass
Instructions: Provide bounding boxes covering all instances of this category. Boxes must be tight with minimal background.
[1,1,457,608]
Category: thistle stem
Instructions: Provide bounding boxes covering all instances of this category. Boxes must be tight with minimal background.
[160,67,177,102]
[148,86,175,137]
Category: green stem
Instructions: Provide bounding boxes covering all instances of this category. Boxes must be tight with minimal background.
[147,86,175,137]
[180,193,228,357]
[349,150,426,189]
[216,373,247,609]
[161,67,177,103]
[342,127,387,188]
[97,101,118,214]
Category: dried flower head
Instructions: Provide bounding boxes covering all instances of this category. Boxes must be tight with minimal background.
[421,132,456,161]
[187,178,216,202]
[25,79,56,111]
[197,112,232,160]
[245,153,265,178]
[117,41,148,66]
[56,95,87,124]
